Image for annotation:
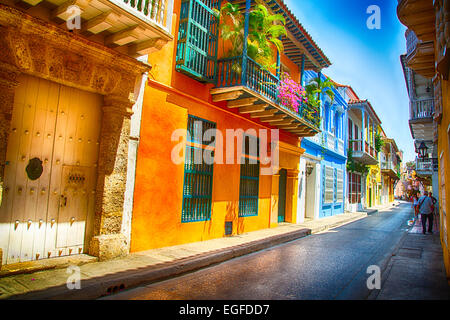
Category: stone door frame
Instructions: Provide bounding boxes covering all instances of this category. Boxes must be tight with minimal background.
[0,5,150,261]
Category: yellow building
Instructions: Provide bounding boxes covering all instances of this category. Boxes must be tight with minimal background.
[364,121,382,209]
[398,0,450,280]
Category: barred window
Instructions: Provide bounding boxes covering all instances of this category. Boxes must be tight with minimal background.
[348,172,362,204]
[239,135,260,217]
[324,166,334,204]
[181,115,216,222]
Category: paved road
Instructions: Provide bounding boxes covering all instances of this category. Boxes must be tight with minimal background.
[105,203,414,300]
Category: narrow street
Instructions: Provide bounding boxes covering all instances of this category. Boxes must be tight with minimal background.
[105,203,415,300]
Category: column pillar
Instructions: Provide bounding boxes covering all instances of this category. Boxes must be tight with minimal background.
[361,108,365,151]
[89,95,134,261]
[0,62,20,203]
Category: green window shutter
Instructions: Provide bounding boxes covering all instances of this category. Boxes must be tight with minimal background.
[239,158,260,217]
[239,135,260,217]
[182,115,216,222]
[176,0,221,83]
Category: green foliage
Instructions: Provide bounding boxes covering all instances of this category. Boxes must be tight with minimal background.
[216,2,287,70]
[305,76,336,112]
[347,147,369,175]
[374,132,384,153]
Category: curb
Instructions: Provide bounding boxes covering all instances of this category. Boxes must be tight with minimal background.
[6,228,311,300]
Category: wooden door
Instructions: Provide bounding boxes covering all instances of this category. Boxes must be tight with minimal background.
[0,75,101,265]
[278,169,287,223]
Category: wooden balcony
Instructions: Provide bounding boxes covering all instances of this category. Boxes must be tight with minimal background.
[211,55,321,138]
[10,0,174,57]
[349,139,378,165]
[415,158,433,176]
[397,0,435,42]
[381,160,399,179]
[404,30,435,78]
[409,98,434,141]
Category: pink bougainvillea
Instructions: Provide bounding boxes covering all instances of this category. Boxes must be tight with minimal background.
[277,73,308,113]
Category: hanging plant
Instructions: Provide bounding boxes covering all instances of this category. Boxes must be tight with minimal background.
[347,147,369,175]
[215,2,287,71]
[277,72,307,113]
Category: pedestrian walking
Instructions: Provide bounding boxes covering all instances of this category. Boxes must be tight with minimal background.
[429,192,439,230]
[417,191,434,234]
[412,193,419,218]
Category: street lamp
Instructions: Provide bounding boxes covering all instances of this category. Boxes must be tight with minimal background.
[418,141,428,159]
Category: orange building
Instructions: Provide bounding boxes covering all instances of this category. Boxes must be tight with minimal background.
[130,0,331,252]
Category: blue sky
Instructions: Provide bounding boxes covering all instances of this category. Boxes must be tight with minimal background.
[285,0,414,162]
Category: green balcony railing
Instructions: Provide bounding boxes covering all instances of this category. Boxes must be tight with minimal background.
[216,54,320,130]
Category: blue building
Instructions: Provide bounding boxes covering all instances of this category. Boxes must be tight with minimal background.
[297,71,348,221]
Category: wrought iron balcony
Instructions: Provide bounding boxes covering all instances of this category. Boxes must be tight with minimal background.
[211,54,321,137]
[349,139,378,165]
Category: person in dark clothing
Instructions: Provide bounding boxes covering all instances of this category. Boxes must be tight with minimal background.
[417,191,434,234]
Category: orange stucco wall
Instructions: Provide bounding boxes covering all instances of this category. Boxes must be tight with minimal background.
[130,0,303,252]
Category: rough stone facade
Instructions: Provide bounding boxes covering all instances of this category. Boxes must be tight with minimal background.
[0,4,150,262]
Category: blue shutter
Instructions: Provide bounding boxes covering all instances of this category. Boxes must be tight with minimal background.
[176,0,221,82]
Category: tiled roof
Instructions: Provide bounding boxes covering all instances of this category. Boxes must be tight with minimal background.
[263,0,331,69]
[348,99,382,124]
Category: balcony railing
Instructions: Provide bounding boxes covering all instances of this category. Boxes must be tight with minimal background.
[416,158,433,173]
[410,98,434,120]
[381,161,397,172]
[216,54,320,129]
[349,139,378,164]
[406,29,419,56]
[364,141,377,158]
[325,132,335,150]
[112,0,172,31]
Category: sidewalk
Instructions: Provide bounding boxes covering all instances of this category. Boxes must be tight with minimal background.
[0,210,367,300]
[369,214,450,300]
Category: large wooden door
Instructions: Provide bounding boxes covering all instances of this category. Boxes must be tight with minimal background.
[0,75,101,264]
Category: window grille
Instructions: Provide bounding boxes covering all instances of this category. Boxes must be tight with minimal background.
[181,115,216,222]
[176,0,221,83]
[238,134,260,217]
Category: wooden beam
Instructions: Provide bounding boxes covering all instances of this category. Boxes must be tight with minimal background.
[227,97,258,108]
[239,105,267,114]
[260,115,287,123]
[83,11,114,34]
[275,119,295,126]
[15,0,43,6]
[212,91,244,102]
[129,37,168,56]
[106,26,140,46]
[52,0,87,21]
[250,109,277,118]
[277,125,300,130]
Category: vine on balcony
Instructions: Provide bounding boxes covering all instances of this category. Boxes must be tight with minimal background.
[346,147,369,175]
